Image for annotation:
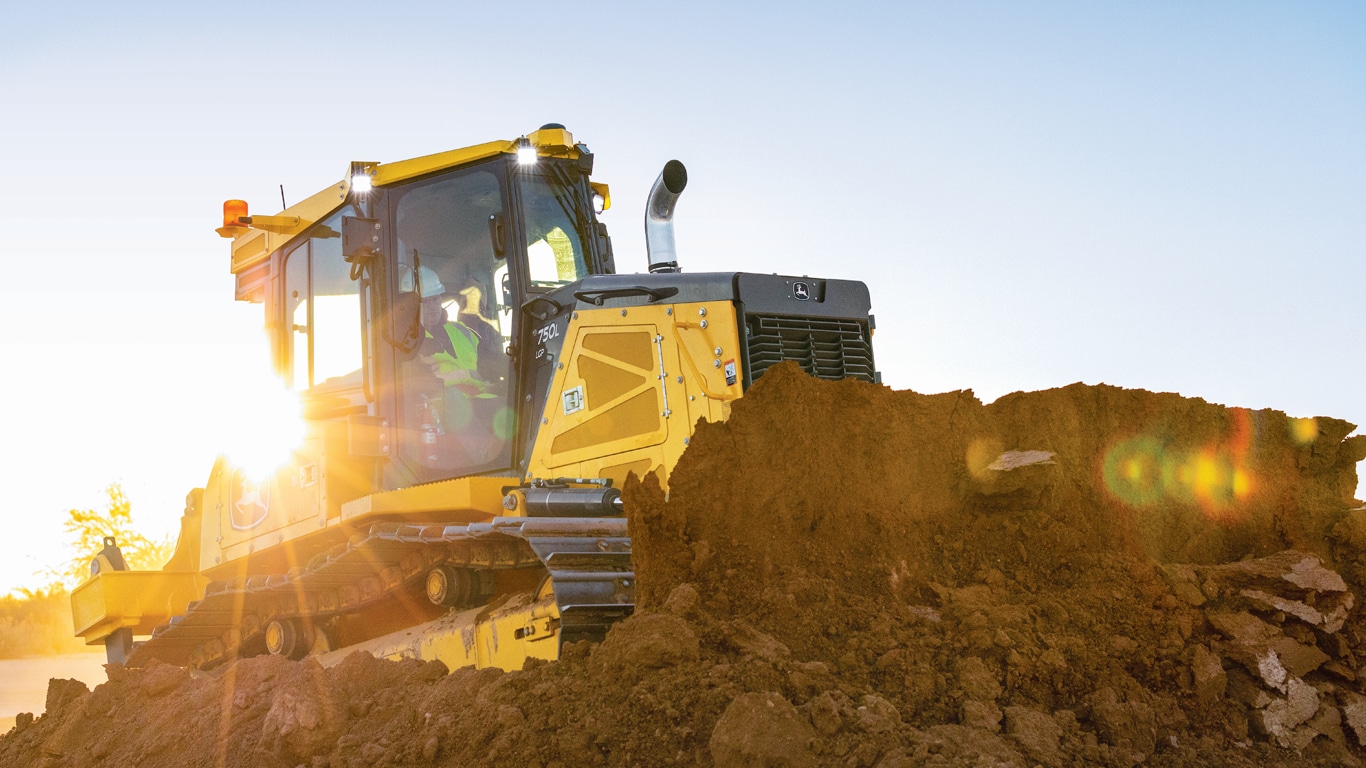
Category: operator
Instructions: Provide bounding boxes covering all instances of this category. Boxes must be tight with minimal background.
[413,266,490,400]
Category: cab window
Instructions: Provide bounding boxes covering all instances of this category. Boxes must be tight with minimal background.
[520,171,588,286]
[282,207,361,390]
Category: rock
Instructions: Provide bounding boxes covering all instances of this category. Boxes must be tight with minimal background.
[856,694,901,734]
[1206,610,1312,690]
[1281,554,1349,592]
[1227,669,1274,709]
[726,620,791,662]
[806,691,845,735]
[1340,692,1366,747]
[1252,677,1320,748]
[592,613,701,673]
[496,705,525,727]
[961,700,1003,732]
[1309,703,1346,745]
[710,692,817,768]
[987,450,1057,471]
[1239,589,1324,625]
[1158,564,1207,607]
[1320,592,1356,634]
[968,450,1060,509]
[1268,636,1330,678]
[955,656,1002,702]
[1191,645,1227,702]
[1256,649,1290,693]
[788,661,834,697]
[910,724,1028,767]
[1207,610,1279,647]
[44,678,89,717]
[1003,706,1063,766]
[261,686,341,761]
[139,662,189,697]
[1200,551,1347,593]
[1089,688,1157,760]
[663,583,701,618]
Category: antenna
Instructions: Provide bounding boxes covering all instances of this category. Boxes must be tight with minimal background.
[280,184,287,209]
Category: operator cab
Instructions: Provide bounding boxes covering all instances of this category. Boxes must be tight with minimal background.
[225,126,612,493]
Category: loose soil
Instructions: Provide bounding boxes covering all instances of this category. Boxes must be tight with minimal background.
[4,363,1365,767]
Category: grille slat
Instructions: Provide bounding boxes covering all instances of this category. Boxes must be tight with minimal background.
[743,314,876,386]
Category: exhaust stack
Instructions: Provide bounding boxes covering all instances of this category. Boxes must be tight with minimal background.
[644,160,687,273]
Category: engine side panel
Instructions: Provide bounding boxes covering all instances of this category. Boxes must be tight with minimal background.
[525,300,743,488]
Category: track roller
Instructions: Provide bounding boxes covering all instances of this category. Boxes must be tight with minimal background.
[264,618,311,660]
[425,566,489,608]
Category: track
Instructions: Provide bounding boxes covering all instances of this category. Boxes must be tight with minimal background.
[128,517,634,669]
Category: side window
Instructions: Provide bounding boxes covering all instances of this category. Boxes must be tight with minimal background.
[282,207,361,391]
[284,244,309,390]
[309,213,362,387]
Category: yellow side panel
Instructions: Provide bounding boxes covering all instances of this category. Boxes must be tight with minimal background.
[526,302,744,488]
[550,389,661,455]
[71,571,209,643]
[540,324,668,468]
[578,354,648,408]
[582,330,656,371]
[598,458,657,487]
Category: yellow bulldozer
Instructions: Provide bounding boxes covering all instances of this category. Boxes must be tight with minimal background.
[70,125,878,672]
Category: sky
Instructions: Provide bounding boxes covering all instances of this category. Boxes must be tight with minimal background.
[0,2,1361,594]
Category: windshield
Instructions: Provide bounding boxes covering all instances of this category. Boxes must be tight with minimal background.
[519,168,589,287]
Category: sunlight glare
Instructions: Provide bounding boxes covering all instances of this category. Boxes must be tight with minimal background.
[216,340,305,481]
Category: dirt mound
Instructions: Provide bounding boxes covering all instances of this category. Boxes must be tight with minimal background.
[4,364,1364,767]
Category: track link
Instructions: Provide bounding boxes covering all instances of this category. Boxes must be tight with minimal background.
[129,517,632,669]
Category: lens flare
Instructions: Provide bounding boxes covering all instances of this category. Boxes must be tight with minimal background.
[1102,435,1254,515]
[1102,437,1166,507]
[1291,417,1318,445]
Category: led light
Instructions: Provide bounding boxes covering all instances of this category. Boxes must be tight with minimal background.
[592,193,605,214]
[516,136,538,165]
[351,173,373,194]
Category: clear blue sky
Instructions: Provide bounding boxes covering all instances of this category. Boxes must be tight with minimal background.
[0,2,1361,593]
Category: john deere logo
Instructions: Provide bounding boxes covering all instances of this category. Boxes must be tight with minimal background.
[230,469,271,531]
[792,281,811,301]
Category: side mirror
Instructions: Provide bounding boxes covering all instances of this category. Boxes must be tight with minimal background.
[343,216,382,280]
[342,216,381,261]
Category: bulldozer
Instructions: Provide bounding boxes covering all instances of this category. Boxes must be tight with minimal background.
[70,125,878,672]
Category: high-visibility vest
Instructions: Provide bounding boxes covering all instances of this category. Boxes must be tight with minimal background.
[427,322,479,374]
[425,323,494,397]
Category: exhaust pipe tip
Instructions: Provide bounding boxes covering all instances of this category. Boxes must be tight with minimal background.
[660,159,687,196]
[646,160,688,273]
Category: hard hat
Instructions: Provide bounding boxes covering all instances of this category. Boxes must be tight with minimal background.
[399,266,445,299]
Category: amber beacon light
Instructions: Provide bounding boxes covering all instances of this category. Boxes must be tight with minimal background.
[223,199,249,227]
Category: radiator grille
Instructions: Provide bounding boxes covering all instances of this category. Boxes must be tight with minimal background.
[743,314,876,386]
